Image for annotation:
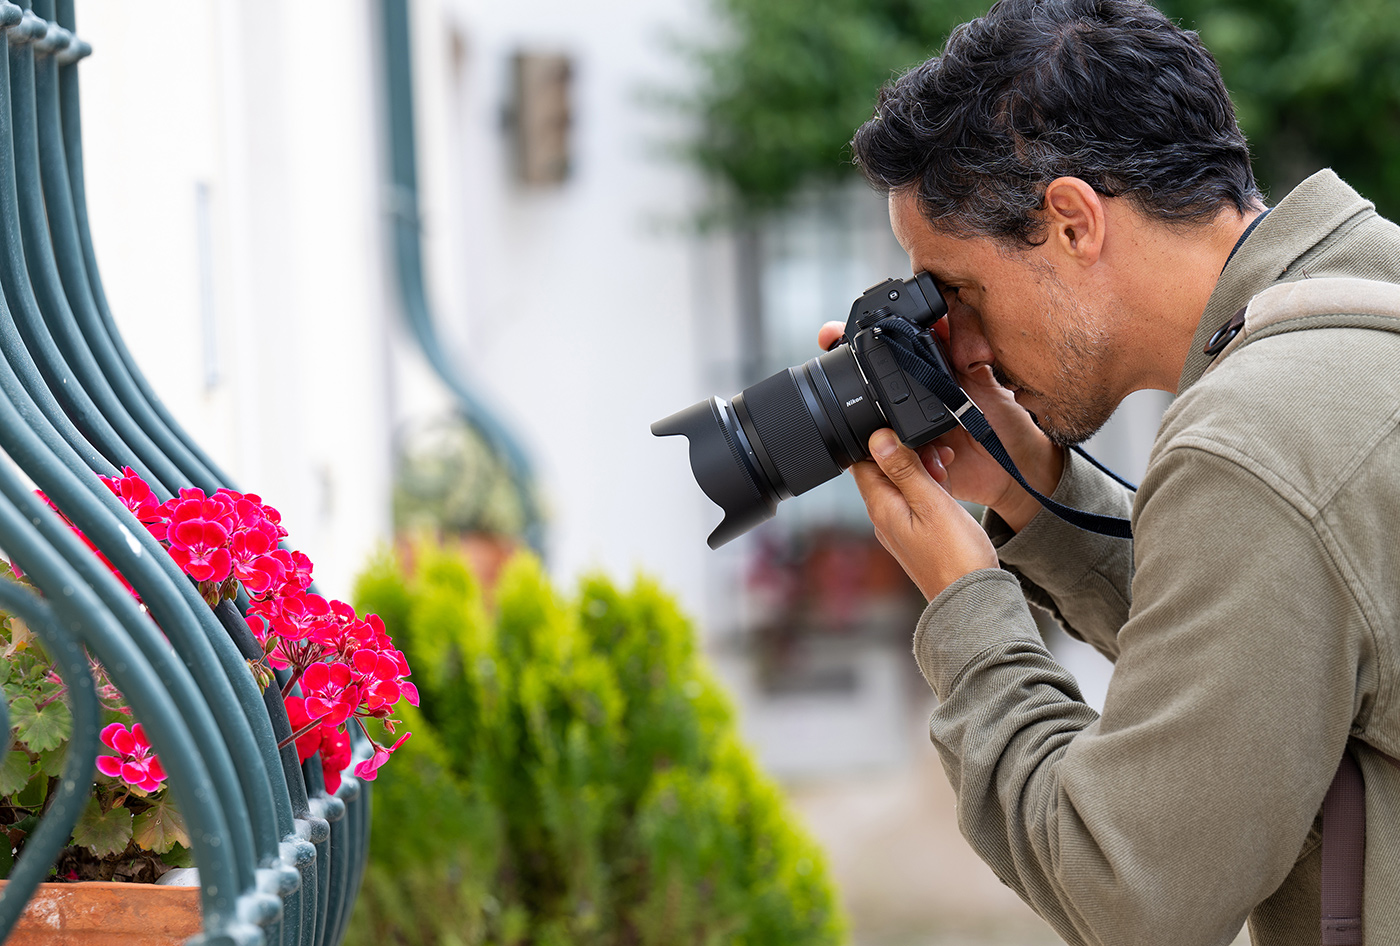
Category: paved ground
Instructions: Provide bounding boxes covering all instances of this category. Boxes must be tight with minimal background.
[783,697,1250,946]
[783,697,1062,946]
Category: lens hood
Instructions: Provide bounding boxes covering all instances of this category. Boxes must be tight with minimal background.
[651,396,778,548]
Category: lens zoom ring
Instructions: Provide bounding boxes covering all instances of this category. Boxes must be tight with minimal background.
[743,371,842,495]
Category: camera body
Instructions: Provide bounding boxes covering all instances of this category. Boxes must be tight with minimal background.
[842,273,960,450]
[653,271,963,548]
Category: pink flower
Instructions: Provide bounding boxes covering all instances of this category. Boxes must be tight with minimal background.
[267,550,314,599]
[99,467,162,530]
[164,490,234,583]
[40,469,419,790]
[284,696,331,761]
[319,726,352,793]
[96,722,166,793]
[301,661,360,727]
[350,647,419,712]
[353,731,411,782]
[265,592,333,643]
[238,553,287,598]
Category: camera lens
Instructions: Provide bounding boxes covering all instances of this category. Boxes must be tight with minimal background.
[652,346,888,548]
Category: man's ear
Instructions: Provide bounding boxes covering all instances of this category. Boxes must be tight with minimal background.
[1042,177,1105,266]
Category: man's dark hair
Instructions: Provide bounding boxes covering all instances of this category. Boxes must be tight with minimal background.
[851,0,1260,246]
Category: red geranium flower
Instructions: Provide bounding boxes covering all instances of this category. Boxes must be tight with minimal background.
[96,722,166,793]
[353,731,411,782]
[301,660,360,727]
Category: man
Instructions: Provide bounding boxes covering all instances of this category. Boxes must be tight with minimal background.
[817,0,1400,943]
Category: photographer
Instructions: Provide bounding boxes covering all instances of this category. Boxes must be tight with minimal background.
[821,0,1400,943]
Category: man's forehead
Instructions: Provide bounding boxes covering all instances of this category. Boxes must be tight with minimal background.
[888,189,983,281]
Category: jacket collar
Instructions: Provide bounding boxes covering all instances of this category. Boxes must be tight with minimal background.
[1177,169,1375,393]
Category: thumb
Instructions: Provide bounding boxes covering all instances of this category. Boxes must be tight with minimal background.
[869,429,939,501]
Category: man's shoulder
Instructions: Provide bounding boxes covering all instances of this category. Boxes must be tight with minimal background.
[1155,322,1400,510]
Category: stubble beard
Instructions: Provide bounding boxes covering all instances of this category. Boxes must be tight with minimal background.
[993,288,1119,448]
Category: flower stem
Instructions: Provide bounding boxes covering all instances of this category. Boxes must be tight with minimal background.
[354,716,382,752]
[280,665,305,700]
[277,717,329,750]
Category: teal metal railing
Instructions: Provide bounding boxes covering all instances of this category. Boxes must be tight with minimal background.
[0,2,371,943]
[378,0,544,554]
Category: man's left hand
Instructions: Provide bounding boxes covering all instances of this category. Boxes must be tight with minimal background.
[853,428,1000,600]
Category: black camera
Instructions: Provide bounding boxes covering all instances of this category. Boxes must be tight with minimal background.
[653,272,963,548]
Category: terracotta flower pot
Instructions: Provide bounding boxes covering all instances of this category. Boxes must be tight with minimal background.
[0,879,201,945]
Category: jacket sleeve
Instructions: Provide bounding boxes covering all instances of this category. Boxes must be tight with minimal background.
[982,449,1136,661]
[916,444,1362,946]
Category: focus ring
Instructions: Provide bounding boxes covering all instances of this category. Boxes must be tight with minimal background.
[741,370,843,496]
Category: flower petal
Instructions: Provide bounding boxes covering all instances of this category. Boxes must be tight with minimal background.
[100,722,126,750]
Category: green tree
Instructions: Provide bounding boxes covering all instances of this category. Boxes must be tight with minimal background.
[684,0,1400,218]
[681,0,987,213]
[347,543,844,946]
[1160,0,1400,217]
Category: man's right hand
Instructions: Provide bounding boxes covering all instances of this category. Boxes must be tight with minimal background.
[817,319,1064,533]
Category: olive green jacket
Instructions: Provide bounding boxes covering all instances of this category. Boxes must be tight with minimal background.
[915,170,1400,946]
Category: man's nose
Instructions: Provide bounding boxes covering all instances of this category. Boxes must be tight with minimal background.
[946,307,994,376]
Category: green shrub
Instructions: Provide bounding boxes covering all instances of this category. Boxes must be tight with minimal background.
[345,541,845,946]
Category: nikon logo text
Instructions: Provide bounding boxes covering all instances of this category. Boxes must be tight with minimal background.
[845,396,864,407]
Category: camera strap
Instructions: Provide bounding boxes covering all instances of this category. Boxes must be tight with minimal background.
[876,319,1135,539]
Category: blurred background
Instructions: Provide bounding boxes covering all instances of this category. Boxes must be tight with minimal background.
[71,0,1400,942]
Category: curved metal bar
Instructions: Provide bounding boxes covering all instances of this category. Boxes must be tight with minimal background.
[39,8,343,941]
[28,4,375,941]
[30,6,222,495]
[379,0,543,553]
[7,13,182,496]
[0,10,291,889]
[12,14,324,936]
[0,8,114,481]
[0,405,260,883]
[0,573,100,941]
[0,484,252,941]
[51,0,239,492]
[219,599,325,946]
[330,746,372,946]
[279,581,370,946]
[0,27,301,925]
[327,780,361,946]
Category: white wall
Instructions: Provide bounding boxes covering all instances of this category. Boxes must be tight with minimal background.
[405,0,725,623]
[76,0,395,601]
[73,0,727,623]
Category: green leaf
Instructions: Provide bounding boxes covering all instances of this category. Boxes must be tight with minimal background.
[72,798,133,857]
[0,749,33,796]
[35,746,66,778]
[133,797,189,854]
[10,696,71,753]
[0,831,12,880]
[162,841,194,869]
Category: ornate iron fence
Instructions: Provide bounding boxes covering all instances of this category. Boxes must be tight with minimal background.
[0,2,371,943]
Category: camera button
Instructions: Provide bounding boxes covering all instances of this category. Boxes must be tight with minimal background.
[883,372,911,404]
[869,346,899,375]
